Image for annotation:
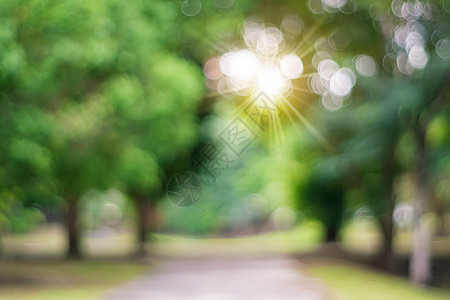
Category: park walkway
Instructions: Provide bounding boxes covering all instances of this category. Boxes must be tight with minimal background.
[103,257,331,300]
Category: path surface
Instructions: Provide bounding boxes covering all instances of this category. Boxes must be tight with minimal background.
[103,257,331,300]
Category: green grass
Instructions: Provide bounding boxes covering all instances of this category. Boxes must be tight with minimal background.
[306,260,450,300]
[340,219,450,257]
[0,261,148,300]
[152,220,324,257]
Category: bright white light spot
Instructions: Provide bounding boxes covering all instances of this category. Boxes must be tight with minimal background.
[341,67,356,84]
[394,22,426,52]
[243,21,263,48]
[405,31,424,52]
[322,0,347,9]
[255,27,284,57]
[312,51,332,69]
[257,64,289,96]
[208,22,349,99]
[318,59,339,80]
[308,73,328,95]
[280,54,304,79]
[257,34,279,57]
[401,2,420,21]
[355,55,378,77]
[329,68,355,97]
[264,27,283,44]
[408,46,428,69]
[397,52,414,75]
[219,50,260,82]
[393,203,414,227]
[394,25,408,48]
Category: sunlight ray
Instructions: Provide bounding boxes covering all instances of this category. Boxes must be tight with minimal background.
[292,17,326,54]
[281,97,334,151]
[292,86,318,95]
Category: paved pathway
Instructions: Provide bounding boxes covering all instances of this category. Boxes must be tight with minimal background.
[103,257,331,300]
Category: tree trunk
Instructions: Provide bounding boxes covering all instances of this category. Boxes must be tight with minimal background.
[375,145,398,269]
[435,199,447,237]
[376,215,394,269]
[66,197,81,259]
[325,225,338,242]
[135,196,150,257]
[410,126,431,285]
[148,199,159,234]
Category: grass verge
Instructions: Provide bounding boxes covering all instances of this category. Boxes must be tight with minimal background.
[0,260,148,300]
[306,259,450,300]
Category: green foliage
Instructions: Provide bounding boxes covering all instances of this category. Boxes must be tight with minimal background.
[0,0,204,185]
[0,190,45,234]
[0,0,205,241]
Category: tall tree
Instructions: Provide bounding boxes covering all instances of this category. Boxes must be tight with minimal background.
[0,0,204,258]
[110,54,203,256]
[403,57,450,285]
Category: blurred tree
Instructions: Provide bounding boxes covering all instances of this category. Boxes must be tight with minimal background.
[339,76,405,267]
[400,56,449,285]
[0,0,204,258]
[110,54,203,256]
[302,159,346,242]
[427,112,450,236]
[280,0,449,280]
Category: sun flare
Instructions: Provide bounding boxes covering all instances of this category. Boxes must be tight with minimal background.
[204,22,306,98]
